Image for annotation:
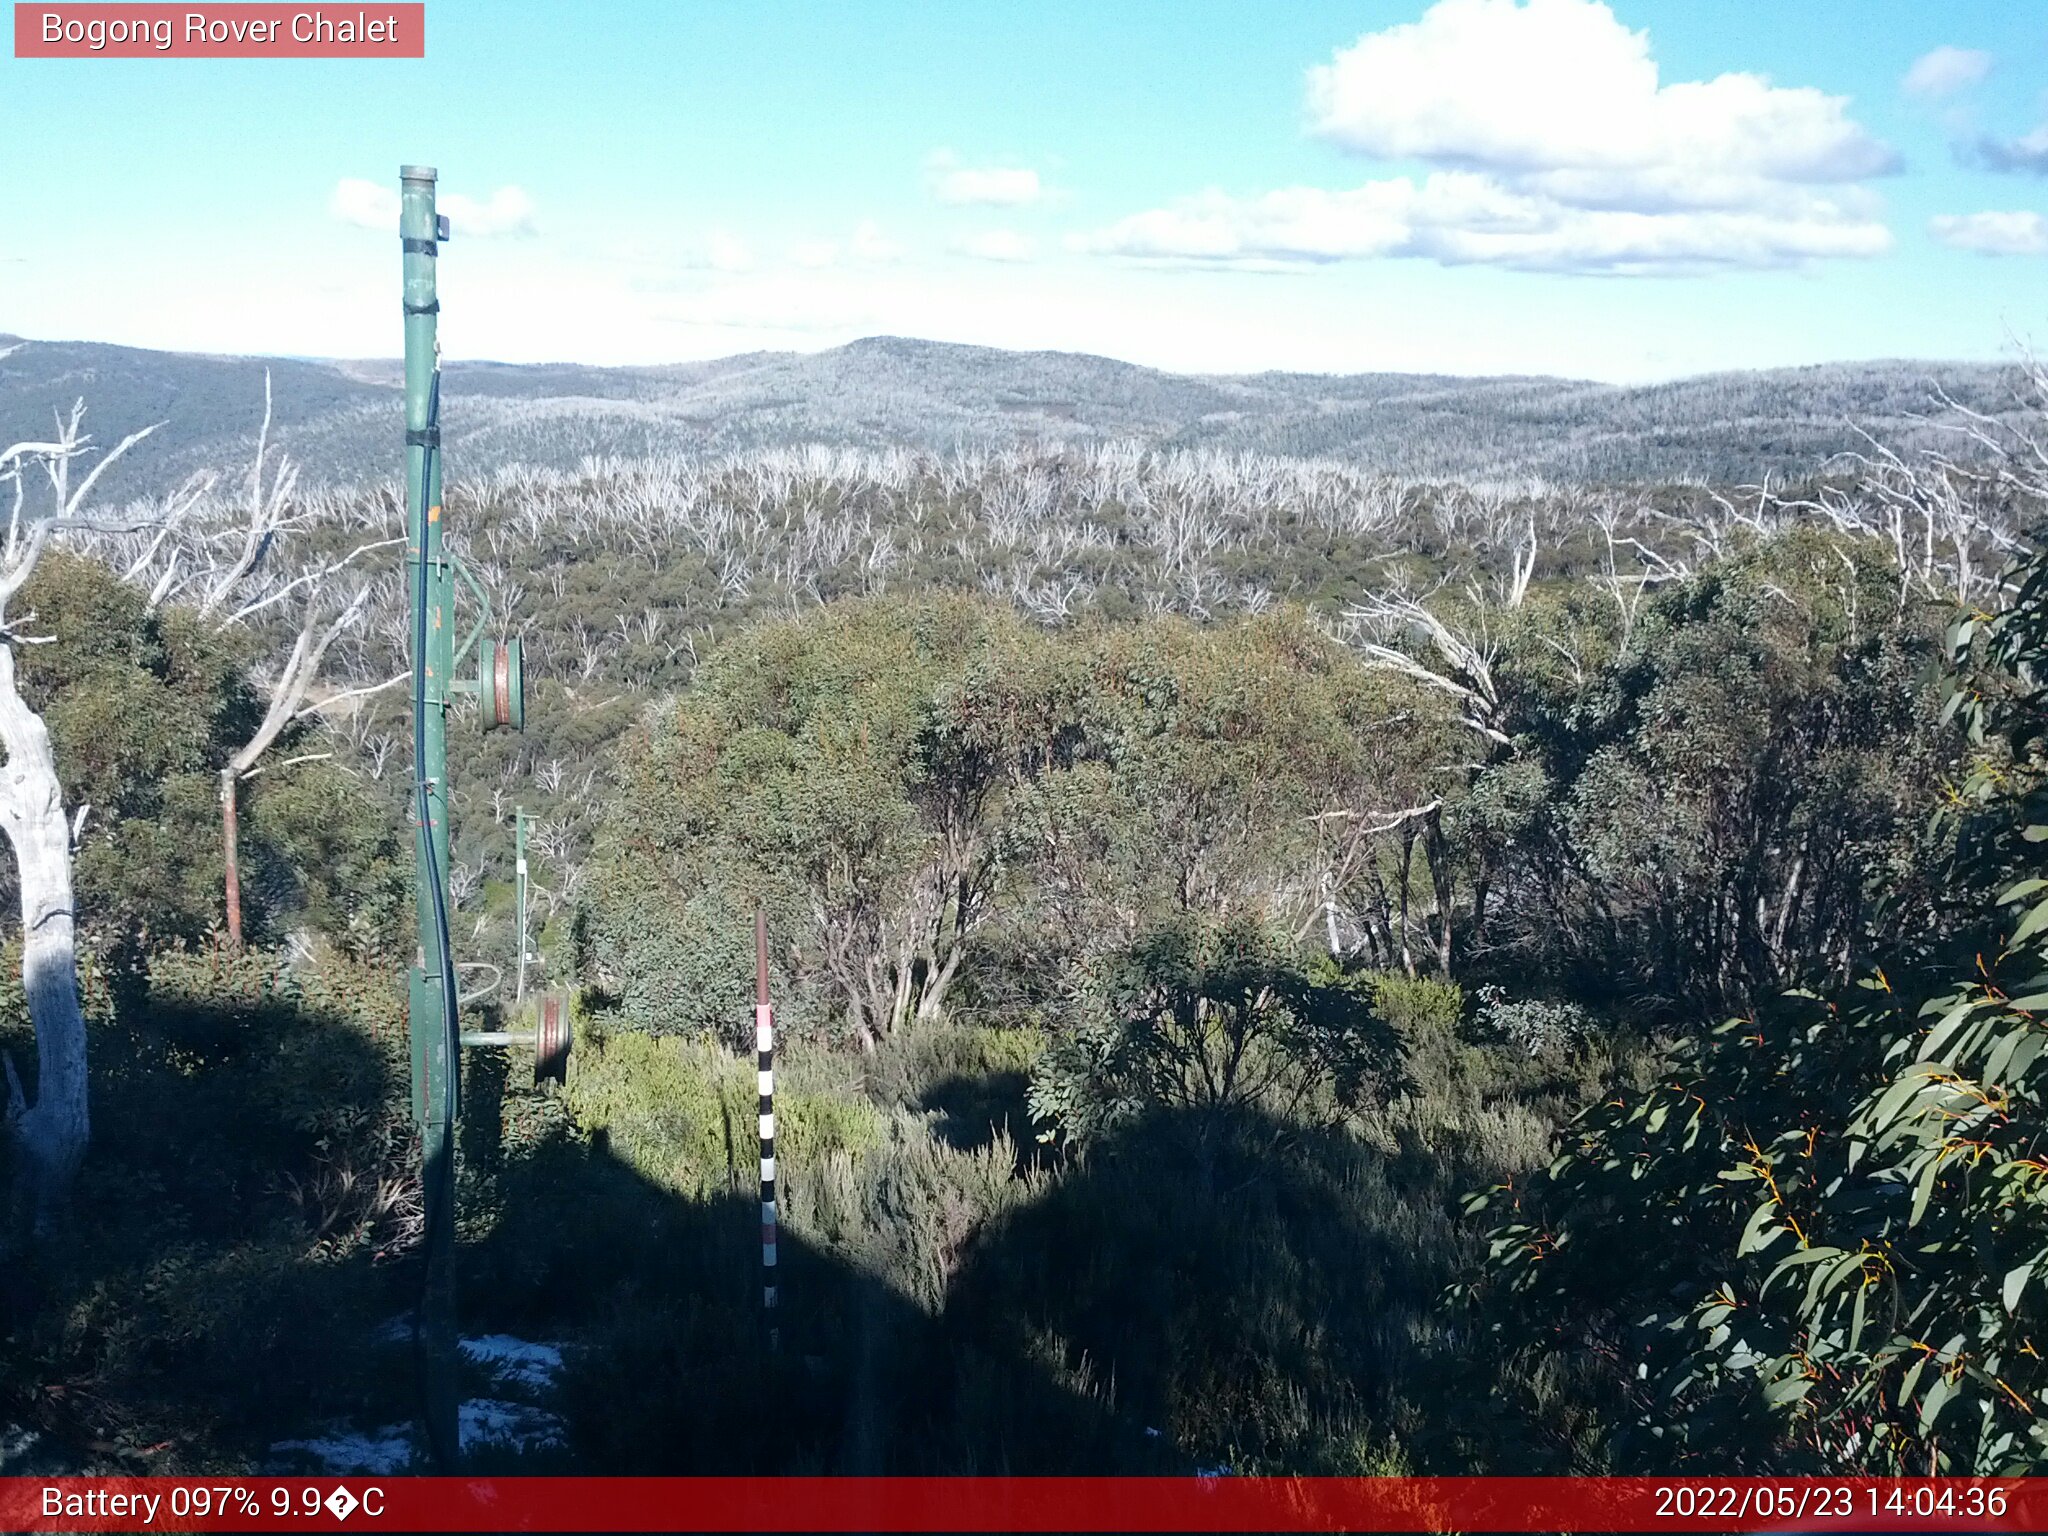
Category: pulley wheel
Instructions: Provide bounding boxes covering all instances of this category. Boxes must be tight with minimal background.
[535,989,572,1085]
[482,636,525,732]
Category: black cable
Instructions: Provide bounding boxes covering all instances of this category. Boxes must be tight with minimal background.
[408,363,463,1475]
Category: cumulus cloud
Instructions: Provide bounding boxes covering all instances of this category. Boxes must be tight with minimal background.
[952,229,1035,263]
[926,150,1044,207]
[1930,210,2048,256]
[1306,0,1893,185]
[1081,0,1895,275]
[329,178,538,237]
[1972,126,2048,176]
[1902,45,1993,100]
[329,178,398,230]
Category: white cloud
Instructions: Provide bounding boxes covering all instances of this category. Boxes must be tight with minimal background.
[925,150,1044,207]
[443,186,539,238]
[1930,210,2048,256]
[1074,176,1888,275]
[328,178,537,237]
[1902,46,1992,100]
[1305,0,1893,187]
[1078,0,1895,275]
[952,229,1036,263]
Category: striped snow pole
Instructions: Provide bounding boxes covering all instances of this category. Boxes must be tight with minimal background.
[755,906,780,1351]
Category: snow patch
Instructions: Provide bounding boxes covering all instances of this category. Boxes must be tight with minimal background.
[461,1398,569,1455]
[268,1400,568,1474]
[269,1330,569,1472]
[459,1334,565,1395]
[268,1424,414,1476]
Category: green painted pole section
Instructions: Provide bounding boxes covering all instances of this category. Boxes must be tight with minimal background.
[401,162,461,1473]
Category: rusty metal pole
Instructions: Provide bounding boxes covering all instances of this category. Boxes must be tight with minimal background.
[755,907,780,1351]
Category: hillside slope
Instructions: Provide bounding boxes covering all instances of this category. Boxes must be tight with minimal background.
[0,332,2024,498]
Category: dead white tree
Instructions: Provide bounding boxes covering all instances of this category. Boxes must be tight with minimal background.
[214,580,382,944]
[121,377,404,946]
[1341,580,1512,750]
[1336,565,1536,975]
[0,405,163,1229]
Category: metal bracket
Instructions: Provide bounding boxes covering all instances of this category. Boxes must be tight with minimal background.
[449,551,491,674]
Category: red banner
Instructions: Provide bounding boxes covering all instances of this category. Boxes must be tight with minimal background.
[13,4,424,57]
[0,1477,2035,1533]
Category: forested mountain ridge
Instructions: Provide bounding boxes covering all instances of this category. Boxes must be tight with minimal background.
[0,330,2028,498]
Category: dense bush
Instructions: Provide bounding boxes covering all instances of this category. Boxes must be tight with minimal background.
[5,551,410,966]
[584,597,1450,1052]
[0,943,416,1470]
[1470,531,1951,1017]
[1466,536,2048,1474]
[1027,917,1402,1151]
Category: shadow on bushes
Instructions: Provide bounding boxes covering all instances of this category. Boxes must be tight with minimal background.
[461,1061,1169,1474]
[464,1035,1590,1475]
[4,960,1602,1477]
[0,946,420,1471]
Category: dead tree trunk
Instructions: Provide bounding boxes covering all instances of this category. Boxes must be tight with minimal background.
[0,646,88,1232]
[220,766,244,947]
[0,405,165,1230]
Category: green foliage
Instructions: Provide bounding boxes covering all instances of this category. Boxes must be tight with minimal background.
[585,596,1053,1046]
[13,552,254,956]
[866,1020,1043,1136]
[1467,537,2048,1474]
[1366,972,1465,1036]
[1471,984,1590,1058]
[239,760,412,961]
[6,551,401,960]
[563,1029,883,1199]
[586,597,1443,1049]
[1028,917,1404,1149]
[0,942,415,1470]
[1478,531,1950,1016]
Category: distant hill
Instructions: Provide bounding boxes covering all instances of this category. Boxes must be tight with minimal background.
[0,332,2027,500]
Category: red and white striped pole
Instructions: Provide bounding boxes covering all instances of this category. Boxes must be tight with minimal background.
[755,906,780,1352]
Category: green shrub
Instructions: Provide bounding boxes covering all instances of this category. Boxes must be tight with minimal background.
[564,1029,884,1198]
[1364,972,1464,1036]
[867,1022,1046,1109]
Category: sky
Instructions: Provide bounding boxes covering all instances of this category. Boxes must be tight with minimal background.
[2,0,2046,381]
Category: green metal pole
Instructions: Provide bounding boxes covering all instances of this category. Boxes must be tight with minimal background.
[401,162,461,1472]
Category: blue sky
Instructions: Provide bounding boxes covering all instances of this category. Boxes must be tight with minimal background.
[3,0,2046,379]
